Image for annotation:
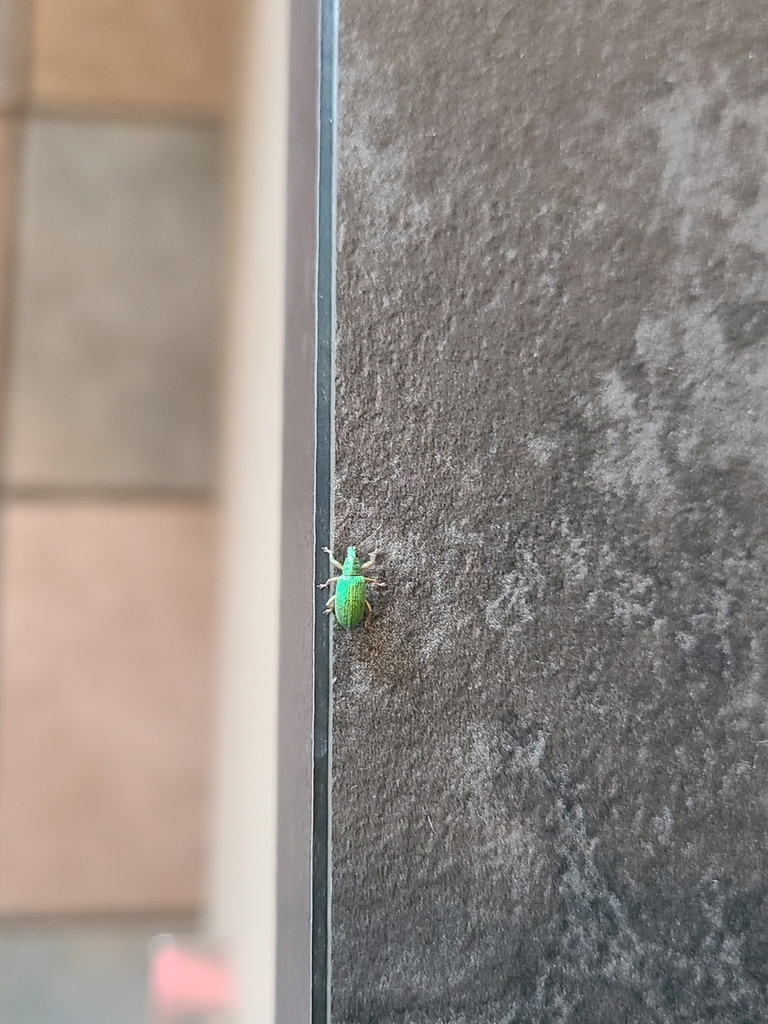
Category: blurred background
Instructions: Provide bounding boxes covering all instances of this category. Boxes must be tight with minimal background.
[0,1,243,1020]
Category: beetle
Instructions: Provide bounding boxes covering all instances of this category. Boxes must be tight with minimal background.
[319,545,386,628]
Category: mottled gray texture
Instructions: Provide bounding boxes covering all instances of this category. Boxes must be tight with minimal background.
[6,118,225,492]
[332,1,768,1021]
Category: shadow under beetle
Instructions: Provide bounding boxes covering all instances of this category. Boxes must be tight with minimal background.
[319,546,386,628]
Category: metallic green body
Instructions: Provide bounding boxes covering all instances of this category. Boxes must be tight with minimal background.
[333,547,366,629]
[334,573,367,629]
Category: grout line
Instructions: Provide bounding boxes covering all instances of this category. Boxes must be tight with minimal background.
[0,99,230,130]
[3,486,218,503]
[0,908,201,929]
[28,103,230,130]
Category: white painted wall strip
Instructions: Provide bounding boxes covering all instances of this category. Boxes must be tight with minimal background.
[209,0,290,1019]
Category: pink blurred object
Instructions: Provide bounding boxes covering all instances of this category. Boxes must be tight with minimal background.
[149,937,235,1018]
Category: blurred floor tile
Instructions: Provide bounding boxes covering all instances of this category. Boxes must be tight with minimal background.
[0,914,196,1024]
[32,0,238,116]
[0,1,25,109]
[5,118,224,492]
[0,501,217,915]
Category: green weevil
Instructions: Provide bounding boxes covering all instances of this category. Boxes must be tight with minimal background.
[319,546,386,628]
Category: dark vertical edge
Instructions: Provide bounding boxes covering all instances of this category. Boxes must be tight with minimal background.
[313,0,337,1017]
[275,0,322,1017]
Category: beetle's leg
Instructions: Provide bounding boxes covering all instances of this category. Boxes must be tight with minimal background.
[325,595,336,612]
[363,577,386,588]
[364,599,373,627]
[362,548,382,573]
[318,576,339,589]
[323,547,344,571]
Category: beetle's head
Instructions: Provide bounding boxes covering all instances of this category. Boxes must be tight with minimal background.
[343,546,360,575]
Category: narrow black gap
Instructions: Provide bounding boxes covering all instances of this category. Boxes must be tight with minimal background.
[311,0,337,1018]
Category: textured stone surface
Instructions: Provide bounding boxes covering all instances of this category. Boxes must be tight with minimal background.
[6,118,224,492]
[332,0,768,1020]
[0,501,216,914]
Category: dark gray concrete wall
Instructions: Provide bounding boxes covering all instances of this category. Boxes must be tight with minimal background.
[331,1,768,1021]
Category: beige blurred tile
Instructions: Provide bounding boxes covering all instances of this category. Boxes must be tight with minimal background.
[32,0,239,116]
[6,118,225,492]
[0,500,217,915]
[0,1,26,109]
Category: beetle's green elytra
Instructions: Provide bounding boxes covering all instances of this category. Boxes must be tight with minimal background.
[319,545,386,628]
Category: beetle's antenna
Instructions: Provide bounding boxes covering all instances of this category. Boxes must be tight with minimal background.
[359,529,381,557]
